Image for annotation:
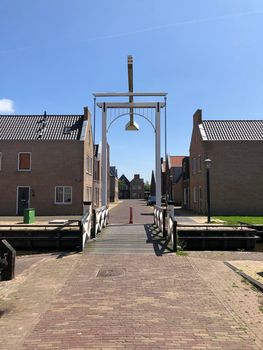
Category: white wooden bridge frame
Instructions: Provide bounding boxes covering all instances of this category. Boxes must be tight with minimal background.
[94,92,167,207]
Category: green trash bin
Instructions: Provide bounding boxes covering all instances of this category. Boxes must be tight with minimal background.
[24,208,35,224]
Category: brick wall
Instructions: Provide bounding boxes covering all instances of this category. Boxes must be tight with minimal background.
[0,140,87,215]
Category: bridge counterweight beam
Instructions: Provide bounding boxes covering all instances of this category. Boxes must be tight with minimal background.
[155,102,161,206]
[101,103,107,207]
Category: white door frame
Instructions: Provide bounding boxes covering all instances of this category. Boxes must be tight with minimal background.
[16,186,31,215]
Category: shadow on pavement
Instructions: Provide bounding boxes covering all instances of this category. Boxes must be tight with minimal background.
[144,224,174,256]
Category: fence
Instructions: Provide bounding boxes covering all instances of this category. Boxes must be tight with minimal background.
[154,203,177,252]
[91,206,109,238]
[153,204,259,252]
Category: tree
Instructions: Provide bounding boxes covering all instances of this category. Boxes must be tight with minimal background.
[144,180,150,192]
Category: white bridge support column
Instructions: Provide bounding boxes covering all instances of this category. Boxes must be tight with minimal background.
[101,103,107,206]
[155,103,161,206]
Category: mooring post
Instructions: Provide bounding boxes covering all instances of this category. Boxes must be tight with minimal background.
[129,207,133,224]
[91,209,96,239]
[163,208,167,238]
[0,240,16,281]
[173,220,178,252]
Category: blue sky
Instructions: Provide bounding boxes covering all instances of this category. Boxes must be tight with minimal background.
[1,0,263,181]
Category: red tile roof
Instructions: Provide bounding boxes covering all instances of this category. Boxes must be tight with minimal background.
[169,156,185,167]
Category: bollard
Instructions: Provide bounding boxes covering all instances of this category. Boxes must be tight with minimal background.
[0,240,16,281]
[91,209,97,239]
[129,207,133,224]
[172,220,178,252]
[163,208,167,238]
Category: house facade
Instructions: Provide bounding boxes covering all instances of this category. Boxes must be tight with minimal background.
[130,174,144,199]
[118,174,130,199]
[110,166,119,202]
[189,109,263,215]
[0,107,93,216]
[161,156,185,205]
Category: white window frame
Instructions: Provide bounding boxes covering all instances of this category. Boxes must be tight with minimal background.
[54,186,72,205]
[18,152,31,171]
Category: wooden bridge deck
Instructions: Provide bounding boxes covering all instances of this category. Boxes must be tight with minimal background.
[85,224,155,254]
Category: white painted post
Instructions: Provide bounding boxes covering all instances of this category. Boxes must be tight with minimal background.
[101,103,107,206]
[155,103,161,206]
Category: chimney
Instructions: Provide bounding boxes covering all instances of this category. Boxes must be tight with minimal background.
[193,109,202,127]
[83,106,89,121]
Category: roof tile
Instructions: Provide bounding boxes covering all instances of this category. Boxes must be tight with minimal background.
[0,115,83,141]
[200,120,263,141]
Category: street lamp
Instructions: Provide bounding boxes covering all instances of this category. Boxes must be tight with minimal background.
[170,174,173,201]
[204,158,212,223]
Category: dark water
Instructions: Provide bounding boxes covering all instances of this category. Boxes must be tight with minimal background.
[255,242,263,252]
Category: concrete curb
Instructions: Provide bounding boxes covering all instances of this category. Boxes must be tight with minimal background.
[224,261,263,292]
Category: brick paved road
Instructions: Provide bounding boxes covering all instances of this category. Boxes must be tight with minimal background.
[0,199,263,349]
[19,252,263,350]
[109,199,153,224]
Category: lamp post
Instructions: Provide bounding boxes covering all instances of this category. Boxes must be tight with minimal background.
[204,158,212,223]
[170,175,173,201]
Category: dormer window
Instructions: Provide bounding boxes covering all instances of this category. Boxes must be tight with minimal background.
[63,126,71,134]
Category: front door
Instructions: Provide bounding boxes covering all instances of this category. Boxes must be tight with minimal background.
[17,187,30,215]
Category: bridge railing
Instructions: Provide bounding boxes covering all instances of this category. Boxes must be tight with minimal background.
[154,203,177,252]
[92,205,109,238]
[0,239,16,281]
[153,205,166,238]
[81,203,93,249]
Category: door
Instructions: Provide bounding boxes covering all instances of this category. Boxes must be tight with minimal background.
[17,187,30,215]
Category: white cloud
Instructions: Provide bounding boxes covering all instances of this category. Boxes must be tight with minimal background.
[0,99,15,114]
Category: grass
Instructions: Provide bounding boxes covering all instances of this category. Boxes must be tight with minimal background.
[213,216,263,225]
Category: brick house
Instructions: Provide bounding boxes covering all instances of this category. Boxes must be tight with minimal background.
[189,109,263,215]
[110,166,119,202]
[182,157,190,209]
[118,174,130,199]
[130,174,144,199]
[161,156,186,205]
[0,107,93,216]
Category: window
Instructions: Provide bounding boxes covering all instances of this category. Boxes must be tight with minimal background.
[18,152,31,171]
[193,186,198,203]
[55,186,72,204]
[192,157,197,175]
[198,155,202,173]
[86,186,92,201]
[86,156,93,174]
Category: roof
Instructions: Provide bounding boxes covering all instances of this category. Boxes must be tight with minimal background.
[199,120,263,141]
[162,156,186,172]
[110,166,118,177]
[0,114,84,140]
[119,174,130,183]
[169,156,185,167]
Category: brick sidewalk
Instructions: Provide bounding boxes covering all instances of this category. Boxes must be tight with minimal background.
[0,252,257,350]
